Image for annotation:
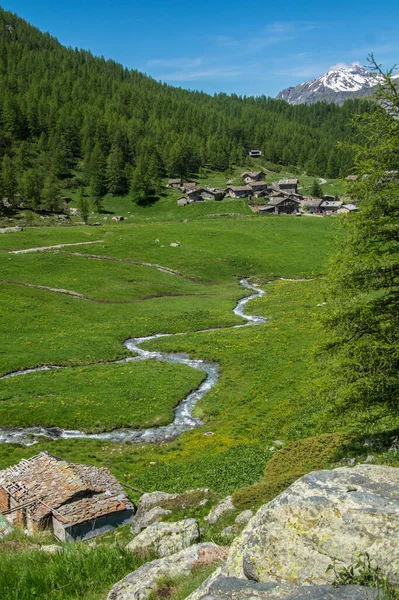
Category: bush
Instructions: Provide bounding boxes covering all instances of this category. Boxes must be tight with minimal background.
[233,433,346,509]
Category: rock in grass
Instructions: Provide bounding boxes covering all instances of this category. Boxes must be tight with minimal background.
[190,577,379,599]
[38,544,63,554]
[132,489,213,534]
[234,510,253,525]
[225,465,399,584]
[0,226,23,233]
[107,543,228,600]
[131,506,172,534]
[126,518,200,558]
[204,496,235,525]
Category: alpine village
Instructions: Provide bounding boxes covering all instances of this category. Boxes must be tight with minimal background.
[0,4,399,600]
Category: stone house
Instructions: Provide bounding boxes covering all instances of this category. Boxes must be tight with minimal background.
[0,452,134,542]
[302,199,323,214]
[187,188,204,202]
[250,181,268,197]
[167,178,185,188]
[179,182,197,193]
[337,203,359,214]
[241,171,266,184]
[201,187,225,201]
[320,200,343,215]
[278,179,299,194]
[226,185,252,199]
[263,196,301,215]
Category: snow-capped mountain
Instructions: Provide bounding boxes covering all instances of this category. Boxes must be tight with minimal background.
[276,64,396,105]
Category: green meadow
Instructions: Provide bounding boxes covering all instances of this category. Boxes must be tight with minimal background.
[1,213,397,509]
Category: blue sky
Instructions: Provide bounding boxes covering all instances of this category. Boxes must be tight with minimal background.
[3,0,399,96]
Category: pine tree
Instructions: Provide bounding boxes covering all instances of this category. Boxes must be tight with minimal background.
[317,56,399,421]
[89,144,107,211]
[78,186,90,224]
[106,145,127,195]
[1,155,17,203]
[42,174,61,211]
[310,178,323,198]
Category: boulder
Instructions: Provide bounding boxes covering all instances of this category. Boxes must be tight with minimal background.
[170,242,180,247]
[0,226,23,233]
[126,518,200,558]
[107,543,228,600]
[191,577,379,599]
[39,544,63,554]
[131,506,172,534]
[224,465,399,584]
[132,489,212,534]
[234,510,253,525]
[205,496,235,525]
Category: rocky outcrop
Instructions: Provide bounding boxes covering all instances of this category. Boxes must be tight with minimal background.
[205,496,235,524]
[126,518,200,557]
[190,576,378,599]
[131,489,212,533]
[131,506,172,535]
[224,465,399,584]
[107,543,228,600]
[234,509,253,525]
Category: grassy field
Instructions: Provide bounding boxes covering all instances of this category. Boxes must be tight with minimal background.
[2,213,399,599]
[0,217,339,487]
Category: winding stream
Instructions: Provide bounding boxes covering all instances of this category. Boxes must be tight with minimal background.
[0,280,267,446]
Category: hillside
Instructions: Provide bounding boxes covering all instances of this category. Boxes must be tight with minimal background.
[0,7,374,216]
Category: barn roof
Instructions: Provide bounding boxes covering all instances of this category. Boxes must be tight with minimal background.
[0,452,132,525]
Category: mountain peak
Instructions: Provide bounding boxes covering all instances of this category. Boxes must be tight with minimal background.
[277,63,383,105]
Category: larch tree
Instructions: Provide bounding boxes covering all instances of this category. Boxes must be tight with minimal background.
[317,56,399,423]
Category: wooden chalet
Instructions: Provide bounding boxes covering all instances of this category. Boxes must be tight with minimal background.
[226,185,252,199]
[0,452,134,542]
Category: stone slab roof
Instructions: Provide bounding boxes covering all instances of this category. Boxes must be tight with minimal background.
[0,452,132,524]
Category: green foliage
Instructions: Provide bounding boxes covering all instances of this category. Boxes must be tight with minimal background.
[311,178,324,198]
[317,57,399,422]
[0,5,371,220]
[328,553,398,599]
[233,434,346,509]
[0,539,147,600]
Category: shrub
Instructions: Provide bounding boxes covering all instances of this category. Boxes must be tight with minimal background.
[233,433,346,509]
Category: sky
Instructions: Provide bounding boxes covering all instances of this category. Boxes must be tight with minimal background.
[2,0,399,97]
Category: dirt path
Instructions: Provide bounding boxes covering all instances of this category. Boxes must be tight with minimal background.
[9,241,105,254]
[0,279,205,304]
[68,252,205,282]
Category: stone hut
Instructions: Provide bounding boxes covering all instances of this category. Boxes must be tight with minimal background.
[278,178,299,194]
[264,196,301,215]
[226,185,252,199]
[201,187,226,201]
[302,199,323,214]
[250,181,268,197]
[177,197,189,207]
[167,178,185,188]
[0,452,134,542]
[241,171,266,184]
[320,200,343,214]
